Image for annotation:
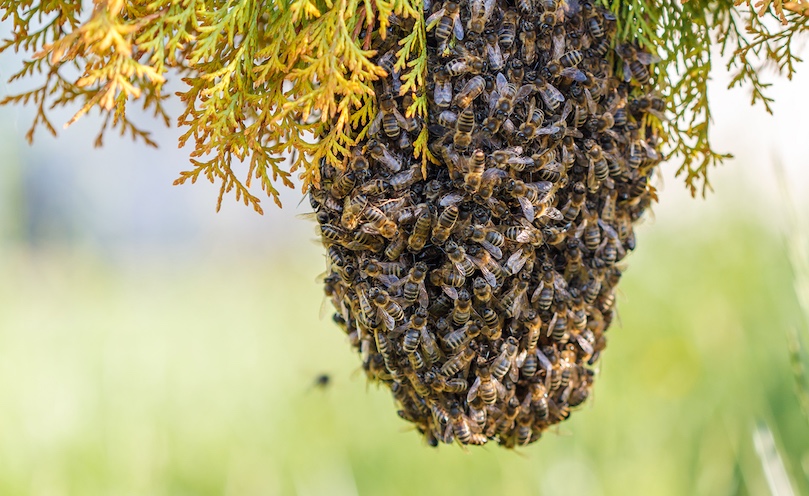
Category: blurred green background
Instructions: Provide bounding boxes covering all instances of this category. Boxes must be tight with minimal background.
[1,40,809,496]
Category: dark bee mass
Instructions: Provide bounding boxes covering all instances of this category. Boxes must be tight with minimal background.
[311,0,662,448]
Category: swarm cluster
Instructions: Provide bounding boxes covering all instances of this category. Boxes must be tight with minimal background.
[311,0,663,447]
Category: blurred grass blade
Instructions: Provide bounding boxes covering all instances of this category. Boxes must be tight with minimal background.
[752,422,796,496]
[774,157,809,423]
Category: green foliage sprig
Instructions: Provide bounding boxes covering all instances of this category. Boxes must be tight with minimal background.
[603,0,808,195]
[0,0,807,209]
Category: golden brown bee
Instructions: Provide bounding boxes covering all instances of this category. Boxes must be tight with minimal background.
[431,205,459,244]
[433,67,453,107]
[468,361,505,405]
[453,105,476,151]
[453,76,486,108]
[366,139,402,172]
[446,402,488,445]
[519,23,537,65]
[498,10,519,50]
[445,55,486,77]
[450,289,475,326]
[463,224,504,259]
[369,287,405,329]
[362,204,398,239]
[492,336,520,382]
[408,205,432,252]
[463,148,486,193]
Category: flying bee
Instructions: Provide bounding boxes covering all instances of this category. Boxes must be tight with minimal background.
[519,22,537,65]
[492,336,520,382]
[462,224,504,259]
[408,205,433,252]
[483,29,505,71]
[533,76,565,113]
[489,73,534,120]
[366,140,402,172]
[616,43,660,85]
[426,1,465,53]
[433,67,453,107]
[453,75,486,108]
[441,347,476,377]
[445,55,486,77]
[453,106,476,151]
[499,10,519,50]
[468,0,496,33]
[431,204,459,245]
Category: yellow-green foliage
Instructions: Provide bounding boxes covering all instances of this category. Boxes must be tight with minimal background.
[0,0,807,210]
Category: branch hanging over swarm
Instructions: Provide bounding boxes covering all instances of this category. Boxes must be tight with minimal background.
[0,0,807,210]
[0,0,429,213]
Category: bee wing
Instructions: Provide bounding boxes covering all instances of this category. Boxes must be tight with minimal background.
[530,280,545,303]
[546,313,558,337]
[453,15,465,40]
[622,61,632,82]
[561,67,587,82]
[584,88,597,114]
[636,51,661,65]
[375,274,400,288]
[517,197,536,222]
[534,125,560,136]
[516,229,534,244]
[426,8,447,28]
[574,332,594,356]
[381,149,402,172]
[479,240,503,260]
[439,192,464,206]
[418,284,429,308]
[442,285,459,300]
[378,308,396,331]
[494,377,507,400]
[368,111,383,136]
[648,108,669,121]
[552,35,565,60]
[514,85,534,104]
[506,249,528,274]
[496,72,508,92]
[542,208,563,223]
[467,376,482,403]
[508,358,520,383]
[481,168,508,182]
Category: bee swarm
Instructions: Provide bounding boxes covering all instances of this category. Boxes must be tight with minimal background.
[311,0,662,448]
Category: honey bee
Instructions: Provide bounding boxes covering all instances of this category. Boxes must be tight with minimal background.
[433,67,453,107]
[445,55,486,76]
[503,178,554,222]
[629,93,668,121]
[519,23,537,65]
[483,29,505,71]
[453,75,486,108]
[389,262,429,308]
[616,43,660,85]
[596,219,627,265]
[369,287,405,330]
[489,73,533,120]
[468,0,496,34]
[362,204,398,239]
[504,244,534,275]
[446,402,488,445]
[502,222,543,245]
[492,336,520,382]
[533,76,565,113]
[441,347,476,376]
[479,306,501,340]
[426,1,465,53]
[583,139,609,191]
[430,205,458,244]
[532,263,568,311]
[360,258,403,287]
[462,224,504,259]
[385,232,406,261]
[499,10,519,50]
[366,140,402,172]
[516,98,545,142]
[369,93,410,140]
[445,241,476,278]
[462,148,486,193]
[402,365,431,397]
[408,205,433,252]
[376,49,402,94]
[429,265,465,299]
[467,361,506,405]
[467,248,502,287]
[499,276,530,319]
[445,315,481,346]
[453,105,476,151]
